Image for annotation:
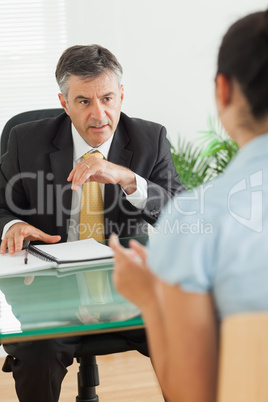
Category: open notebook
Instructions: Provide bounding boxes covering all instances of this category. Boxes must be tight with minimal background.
[0,239,114,277]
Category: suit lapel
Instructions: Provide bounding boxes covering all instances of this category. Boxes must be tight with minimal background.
[107,124,133,167]
[49,117,73,241]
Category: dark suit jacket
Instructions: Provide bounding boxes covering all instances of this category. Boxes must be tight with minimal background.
[0,112,183,242]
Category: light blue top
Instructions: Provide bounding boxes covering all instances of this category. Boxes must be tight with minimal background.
[148,134,268,320]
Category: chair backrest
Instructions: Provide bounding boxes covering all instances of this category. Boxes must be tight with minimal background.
[1,108,64,156]
[217,312,268,402]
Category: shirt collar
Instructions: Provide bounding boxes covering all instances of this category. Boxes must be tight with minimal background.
[71,123,114,162]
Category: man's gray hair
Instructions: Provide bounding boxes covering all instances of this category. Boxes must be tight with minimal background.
[55,44,123,98]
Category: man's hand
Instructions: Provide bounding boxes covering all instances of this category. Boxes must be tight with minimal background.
[109,233,157,309]
[67,156,137,195]
[0,222,61,255]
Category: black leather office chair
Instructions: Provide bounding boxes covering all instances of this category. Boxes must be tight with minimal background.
[0,109,148,402]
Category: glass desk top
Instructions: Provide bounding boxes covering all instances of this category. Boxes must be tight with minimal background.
[0,260,144,343]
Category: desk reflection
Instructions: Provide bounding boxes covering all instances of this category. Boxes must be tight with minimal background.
[0,266,141,339]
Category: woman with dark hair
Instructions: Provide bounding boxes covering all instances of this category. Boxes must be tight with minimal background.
[109,9,268,402]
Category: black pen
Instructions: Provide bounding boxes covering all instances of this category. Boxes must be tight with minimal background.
[24,248,28,265]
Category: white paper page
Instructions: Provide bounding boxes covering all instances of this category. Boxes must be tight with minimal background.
[31,238,114,263]
[0,251,56,277]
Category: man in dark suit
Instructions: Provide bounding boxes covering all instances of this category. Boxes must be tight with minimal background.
[0,45,183,401]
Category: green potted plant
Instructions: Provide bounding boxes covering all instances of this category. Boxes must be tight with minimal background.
[171,116,239,190]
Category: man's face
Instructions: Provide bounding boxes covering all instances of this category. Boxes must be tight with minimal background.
[58,72,124,148]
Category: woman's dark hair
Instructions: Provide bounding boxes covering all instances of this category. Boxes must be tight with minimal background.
[217,10,268,118]
[55,44,123,98]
